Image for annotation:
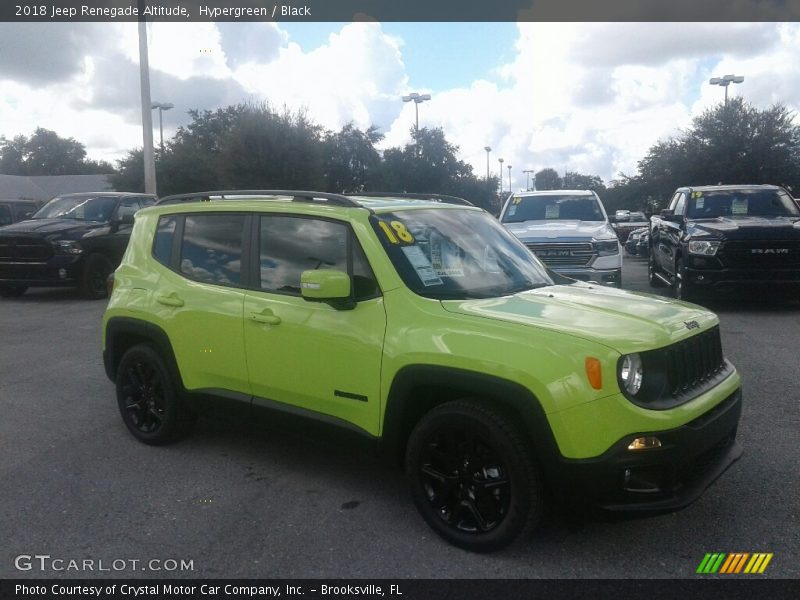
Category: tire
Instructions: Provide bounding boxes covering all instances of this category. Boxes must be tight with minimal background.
[0,284,27,298]
[673,257,695,302]
[405,400,542,552]
[116,344,195,445]
[648,250,665,288]
[80,253,113,299]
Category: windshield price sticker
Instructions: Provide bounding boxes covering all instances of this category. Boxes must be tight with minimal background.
[545,204,560,219]
[430,234,464,278]
[512,197,523,205]
[692,191,704,198]
[508,205,518,216]
[402,246,443,286]
[731,198,748,215]
[696,197,705,209]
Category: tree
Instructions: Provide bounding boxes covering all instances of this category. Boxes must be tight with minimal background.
[534,168,562,190]
[322,123,383,193]
[381,127,498,211]
[0,128,114,176]
[636,98,800,204]
[562,171,606,193]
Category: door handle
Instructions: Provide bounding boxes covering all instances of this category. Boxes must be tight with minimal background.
[250,311,281,325]
[156,293,184,307]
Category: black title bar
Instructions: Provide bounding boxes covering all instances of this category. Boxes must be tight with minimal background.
[2,0,799,22]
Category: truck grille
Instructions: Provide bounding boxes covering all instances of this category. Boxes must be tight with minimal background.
[524,242,596,266]
[720,240,800,267]
[0,236,53,261]
[663,326,726,397]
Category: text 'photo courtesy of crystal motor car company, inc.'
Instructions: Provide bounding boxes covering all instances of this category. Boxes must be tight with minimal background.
[102,190,742,552]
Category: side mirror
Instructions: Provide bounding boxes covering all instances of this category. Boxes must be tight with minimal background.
[300,269,354,310]
[660,209,674,218]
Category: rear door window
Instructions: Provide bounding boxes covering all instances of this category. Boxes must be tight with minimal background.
[179,214,247,286]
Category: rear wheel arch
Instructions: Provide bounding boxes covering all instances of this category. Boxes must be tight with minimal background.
[105,317,185,393]
[381,366,560,474]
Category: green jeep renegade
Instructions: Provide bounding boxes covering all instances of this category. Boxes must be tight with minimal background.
[102,190,743,552]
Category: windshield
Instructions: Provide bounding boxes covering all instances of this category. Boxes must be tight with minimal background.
[502,194,605,223]
[686,189,800,218]
[371,208,553,300]
[33,195,118,222]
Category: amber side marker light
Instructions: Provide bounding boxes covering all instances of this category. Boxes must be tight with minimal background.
[585,357,602,390]
[628,436,662,451]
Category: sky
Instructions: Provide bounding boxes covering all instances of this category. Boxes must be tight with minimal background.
[0,21,798,190]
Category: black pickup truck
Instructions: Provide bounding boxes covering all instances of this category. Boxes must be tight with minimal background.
[648,184,800,301]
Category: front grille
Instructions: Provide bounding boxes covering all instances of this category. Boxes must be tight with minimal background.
[720,240,800,268]
[0,236,52,261]
[663,326,725,397]
[525,242,596,266]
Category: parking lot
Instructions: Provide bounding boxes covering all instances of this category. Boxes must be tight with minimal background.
[1,255,798,579]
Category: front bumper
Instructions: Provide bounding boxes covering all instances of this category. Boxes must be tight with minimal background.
[554,266,622,287]
[0,256,82,286]
[685,265,800,289]
[556,387,742,512]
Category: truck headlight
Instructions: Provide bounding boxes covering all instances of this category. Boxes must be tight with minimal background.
[688,240,720,256]
[54,240,83,255]
[595,240,620,256]
[619,353,643,395]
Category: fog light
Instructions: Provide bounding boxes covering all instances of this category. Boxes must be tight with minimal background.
[58,268,67,279]
[623,465,665,493]
[628,436,662,451]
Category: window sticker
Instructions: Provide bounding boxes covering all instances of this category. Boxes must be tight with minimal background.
[545,204,560,219]
[731,198,748,215]
[430,232,464,278]
[692,191,703,198]
[512,196,523,205]
[507,205,517,217]
[695,197,705,209]
[378,219,415,245]
[401,245,443,286]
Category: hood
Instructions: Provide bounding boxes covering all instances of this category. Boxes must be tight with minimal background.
[689,216,800,240]
[440,283,716,352]
[0,218,105,238]
[504,220,615,241]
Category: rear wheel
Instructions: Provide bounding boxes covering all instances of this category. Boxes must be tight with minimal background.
[80,253,113,299]
[0,284,27,298]
[405,400,541,552]
[116,344,195,445]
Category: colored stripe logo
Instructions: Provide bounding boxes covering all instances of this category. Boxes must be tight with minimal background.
[697,553,773,574]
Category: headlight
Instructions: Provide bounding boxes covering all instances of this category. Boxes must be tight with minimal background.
[595,240,619,256]
[687,240,720,256]
[619,353,643,395]
[54,240,83,255]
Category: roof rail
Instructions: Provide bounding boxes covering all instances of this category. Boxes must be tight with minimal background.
[348,192,474,207]
[156,190,361,208]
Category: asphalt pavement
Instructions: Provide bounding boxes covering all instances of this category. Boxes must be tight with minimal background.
[1,257,798,579]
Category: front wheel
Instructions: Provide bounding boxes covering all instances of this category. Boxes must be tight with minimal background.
[116,344,195,445]
[80,253,113,299]
[405,400,541,552]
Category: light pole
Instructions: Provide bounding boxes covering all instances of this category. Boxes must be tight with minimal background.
[151,101,174,154]
[484,146,491,180]
[709,74,744,106]
[498,158,504,194]
[137,4,156,195]
[523,169,534,191]
[402,92,431,132]
[507,165,512,191]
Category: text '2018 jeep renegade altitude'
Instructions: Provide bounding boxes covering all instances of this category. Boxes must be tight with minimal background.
[103,191,743,552]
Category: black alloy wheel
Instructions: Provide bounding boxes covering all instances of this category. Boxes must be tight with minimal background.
[116,344,194,445]
[406,401,541,552]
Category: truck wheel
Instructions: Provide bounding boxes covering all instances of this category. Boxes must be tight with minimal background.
[405,400,542,552]
[116,344,195,445]
[80,253,113,299]
[0,284,27,297]
[648,251,664,287]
